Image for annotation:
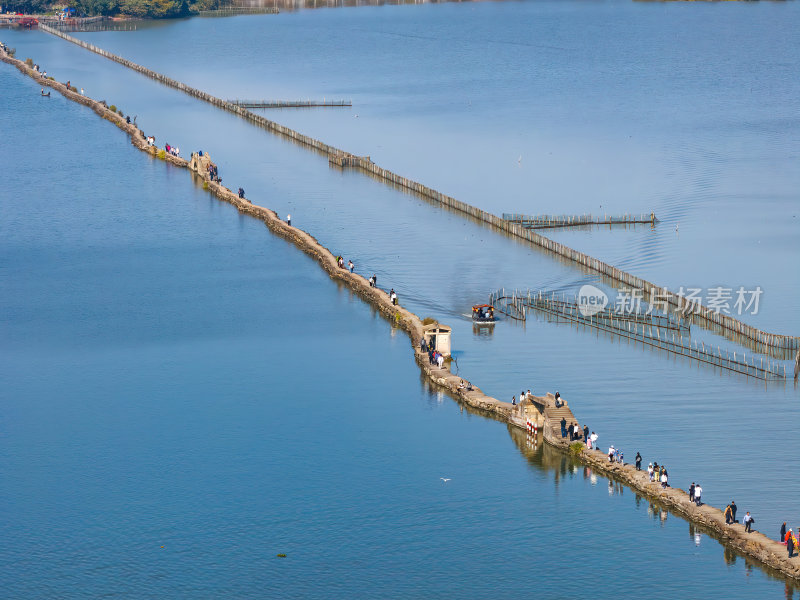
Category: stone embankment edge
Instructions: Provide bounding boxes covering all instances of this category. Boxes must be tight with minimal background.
[579,448,800,581]
[0,48,515,426]
[4,48,799,584]
[34,24,800,355]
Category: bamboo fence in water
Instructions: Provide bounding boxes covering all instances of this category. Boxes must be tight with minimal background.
[38,24,799,357]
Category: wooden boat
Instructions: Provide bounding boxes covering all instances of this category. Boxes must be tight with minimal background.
[471,304,496,324]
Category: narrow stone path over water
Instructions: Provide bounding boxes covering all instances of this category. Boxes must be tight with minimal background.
[4,43,800,585]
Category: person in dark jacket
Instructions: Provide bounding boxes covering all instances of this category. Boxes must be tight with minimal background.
[788,531,795,558]
[730,501,737,523]
[635,452,642,470]
[781,522,787,542]
[560,417,567,438]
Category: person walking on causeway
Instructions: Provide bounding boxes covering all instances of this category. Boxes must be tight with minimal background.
[725,504,734,525]
[743,512,754,533]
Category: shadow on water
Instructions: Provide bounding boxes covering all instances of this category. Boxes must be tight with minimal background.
[505,423,799,591]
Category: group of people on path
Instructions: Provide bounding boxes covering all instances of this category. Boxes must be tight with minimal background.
[551,391,590,443]
[335,256,356,274]
[206,161,220,183]
[647,462,669,488]
[588,448,762,540]
[165,143,180,157]
[563,420,588,443]
[724,500,738,524]
[512,389,532,406]
[781,523,799,557]
[723,500,754,533]
[421,337,445,369]
[688,482,702,505]
[608,445,625,465]
[353,269,398,305]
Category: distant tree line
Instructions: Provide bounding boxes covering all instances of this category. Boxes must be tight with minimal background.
[3,0,222,17]
[71,0,190,18]
[3,0,52,13]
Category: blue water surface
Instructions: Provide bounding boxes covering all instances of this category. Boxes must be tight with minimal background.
[0,56,797,598]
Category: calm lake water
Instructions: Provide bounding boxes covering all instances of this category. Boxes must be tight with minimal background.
[2,0,799,595]
[69,0,800,332]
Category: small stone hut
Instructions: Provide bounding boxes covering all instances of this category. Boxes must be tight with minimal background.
[189,151,216,179]
[423,323,451,357]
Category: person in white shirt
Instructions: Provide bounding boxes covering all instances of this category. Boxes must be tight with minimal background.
[607,446,615,462]
[590,432,598,449]
[694,484,703,506]
[437,353,444,369]
[647,463,654,481]
[743,512,754,533]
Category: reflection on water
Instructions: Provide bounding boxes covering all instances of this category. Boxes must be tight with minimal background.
[472,322,495,337]
[2,61,799,598]
[6,20,799,532]
[506,421,798,589]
